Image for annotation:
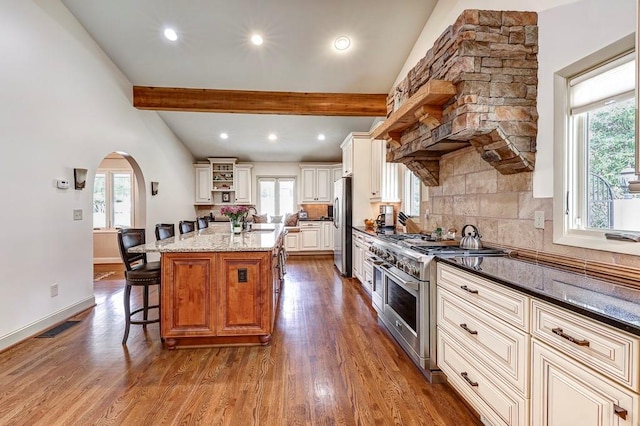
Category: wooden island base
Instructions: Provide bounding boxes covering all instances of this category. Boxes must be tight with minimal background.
[164,334,272,350]
[158,234,284,349]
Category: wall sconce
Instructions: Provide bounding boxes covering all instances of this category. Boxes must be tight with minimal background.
[151,181,159,196]
[74,168,88,190]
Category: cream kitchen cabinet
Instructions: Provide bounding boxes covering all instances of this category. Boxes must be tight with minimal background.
[370,138,382,199]
[437,262,640,426]
[284,231,299,252]
[531,299,639,426]
[299,221,322,250]
[332,166,342,187]
[352,230,374,293]
[351,236,363,282]
[300,165,332,203]
[233,164,253,204]
[436,263,530,425]
[370,138,400,202]
[340,136,353,177]
[194,163,212,204]
[321,222,333,250]
[289,222,332,253]
[532,340,638,426]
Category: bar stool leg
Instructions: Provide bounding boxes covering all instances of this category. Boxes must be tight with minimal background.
[143,284,149,329]
[122,284,132,344]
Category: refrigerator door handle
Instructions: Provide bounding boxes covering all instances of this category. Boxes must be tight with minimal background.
[333,197,340,229]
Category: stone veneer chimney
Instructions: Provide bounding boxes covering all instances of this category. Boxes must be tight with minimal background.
[388,10,538,186]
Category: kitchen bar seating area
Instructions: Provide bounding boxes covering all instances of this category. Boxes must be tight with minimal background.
[0,256,481,425]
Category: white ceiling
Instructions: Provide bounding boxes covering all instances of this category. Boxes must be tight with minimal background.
[61,0,438,162]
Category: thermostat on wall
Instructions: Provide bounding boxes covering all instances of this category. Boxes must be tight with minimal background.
[56,179,70,189]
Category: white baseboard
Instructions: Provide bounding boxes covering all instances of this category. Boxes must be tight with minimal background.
[93,257,122,264]
[0,296,96,352]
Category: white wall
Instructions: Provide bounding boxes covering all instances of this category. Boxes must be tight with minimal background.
[394,0,635,198]
[0,0,196,349]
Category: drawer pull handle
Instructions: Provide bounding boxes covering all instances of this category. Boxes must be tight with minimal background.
[460,323,478,335]
[460,372,478,387]
[613,404,628,420]
[552,327,590,347]
[460,285,478,294]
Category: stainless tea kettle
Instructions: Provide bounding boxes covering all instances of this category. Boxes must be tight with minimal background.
[460,224,483,249]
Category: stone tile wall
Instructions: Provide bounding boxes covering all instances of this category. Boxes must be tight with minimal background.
[423,147,640,271]
[390,10,539,185]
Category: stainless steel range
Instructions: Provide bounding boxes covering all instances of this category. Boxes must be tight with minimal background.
[368,233,506,383]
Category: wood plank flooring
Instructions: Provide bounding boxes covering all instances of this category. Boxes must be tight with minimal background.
[0,255,481,425]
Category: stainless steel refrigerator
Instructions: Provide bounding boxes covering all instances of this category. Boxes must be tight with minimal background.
[333,176,352,276]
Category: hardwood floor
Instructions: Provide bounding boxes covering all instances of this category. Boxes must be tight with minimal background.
[0,256,481,425]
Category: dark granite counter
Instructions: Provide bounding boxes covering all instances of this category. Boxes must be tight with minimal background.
[438,255,640,337]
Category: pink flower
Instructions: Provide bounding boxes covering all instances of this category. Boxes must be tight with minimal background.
[220,205,250,221]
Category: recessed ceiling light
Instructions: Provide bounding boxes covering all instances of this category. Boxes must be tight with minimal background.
[220,133,228,140]
[251,34,264,46]
[334,36,351,51]
[164,28,178,41]
[268,133,277,141]
[318,134,326,141]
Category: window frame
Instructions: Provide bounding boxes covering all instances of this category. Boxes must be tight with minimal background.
[553,35,639,255]
[403,168,422,217]
[256,176,296,217]
[93,169,135,230]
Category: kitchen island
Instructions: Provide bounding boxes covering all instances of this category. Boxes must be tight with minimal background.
[129,223,285,349]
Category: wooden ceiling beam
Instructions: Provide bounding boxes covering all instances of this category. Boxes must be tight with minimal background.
[133,86,388,117]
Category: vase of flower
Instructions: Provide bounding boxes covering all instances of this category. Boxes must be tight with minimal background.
[229,218,242,234]
[220,205,250,234]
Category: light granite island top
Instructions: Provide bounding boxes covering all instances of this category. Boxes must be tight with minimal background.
[128,222,286,349]
[129,223,284,253]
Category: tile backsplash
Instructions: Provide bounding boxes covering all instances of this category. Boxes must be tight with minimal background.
[422,146,640,270]
[299,204,331,219]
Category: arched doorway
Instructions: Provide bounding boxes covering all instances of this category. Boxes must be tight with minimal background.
[92,152,147,273]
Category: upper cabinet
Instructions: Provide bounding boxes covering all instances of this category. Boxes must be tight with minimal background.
[194,163,213,204]
[332,166,342,187]
[368,138,401,203]
[193,158,253,205]
[370,138,383,199]
[300,165,332,203]
[234,164,253,204]
[340,136,353,177]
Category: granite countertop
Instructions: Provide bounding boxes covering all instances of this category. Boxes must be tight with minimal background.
[438,255,640,337]
[129,223,284,253]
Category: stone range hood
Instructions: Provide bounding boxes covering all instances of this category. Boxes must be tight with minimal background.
[372,10,539,186]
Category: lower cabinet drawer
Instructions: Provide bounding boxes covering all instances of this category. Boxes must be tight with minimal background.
[438,328,529,426]
[438,288,530,396]
[531,300,639,392]
[437,263,529,331]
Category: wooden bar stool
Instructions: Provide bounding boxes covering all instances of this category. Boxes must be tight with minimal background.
[117,228,161,344]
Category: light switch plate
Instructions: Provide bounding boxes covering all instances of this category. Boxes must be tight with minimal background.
[73,209,83,221]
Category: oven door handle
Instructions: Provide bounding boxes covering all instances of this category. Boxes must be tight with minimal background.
[383,268,420,295]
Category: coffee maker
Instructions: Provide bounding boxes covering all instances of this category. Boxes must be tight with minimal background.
[376,205,394,229]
